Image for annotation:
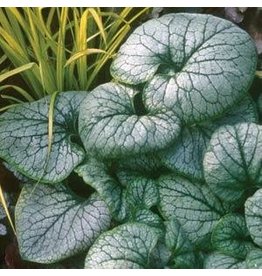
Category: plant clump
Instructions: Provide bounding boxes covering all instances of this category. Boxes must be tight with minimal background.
[0,13,261,269]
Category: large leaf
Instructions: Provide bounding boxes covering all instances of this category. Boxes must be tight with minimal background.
[0,92,86,183]
[111,13,257,123]
[85,223,160,268]
[204,122,262,203]
[211,214,255,259]
[204,252,246,269]
[15,183,111,263]
[245,188,262,247]
[161,96,258,181]
[78,82,181,159]
[158,174,225,247]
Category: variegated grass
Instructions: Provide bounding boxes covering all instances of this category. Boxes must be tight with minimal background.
[0,7,150,107]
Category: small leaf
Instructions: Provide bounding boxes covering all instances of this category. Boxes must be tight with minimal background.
[0,92,86,183]
[204,252,246,268]
[0,204,6,220]
[211,214,255,259]
[15,183,111,264]
[75,158,127,221]
[85,223,160,268]
[204,122,262,203]
[158,174,225,247]
[79,82,181,159]
[245,188,262,247]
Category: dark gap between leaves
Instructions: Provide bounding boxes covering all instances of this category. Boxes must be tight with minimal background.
[69,133,85,150]
[133,92,148,116]
[67,171,96,199]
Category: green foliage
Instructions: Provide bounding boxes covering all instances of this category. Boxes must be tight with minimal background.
[0,13,261,268]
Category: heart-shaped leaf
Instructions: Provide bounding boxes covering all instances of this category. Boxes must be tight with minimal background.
[0,92,86,183]
[78,82,181,159]
[111,13,257,123]
[15,183,111,263]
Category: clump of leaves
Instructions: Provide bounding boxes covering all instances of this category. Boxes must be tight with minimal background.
[0,13,261,269]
